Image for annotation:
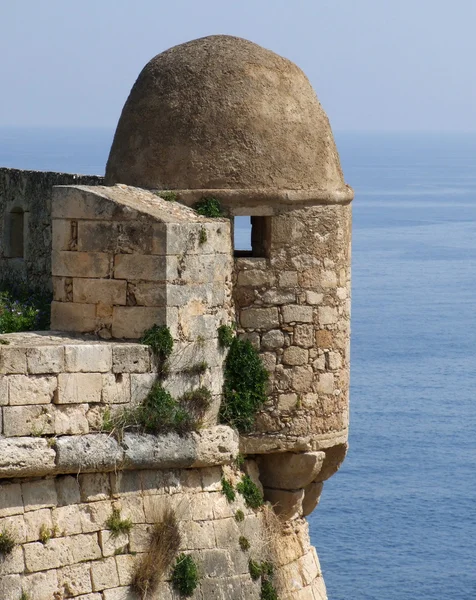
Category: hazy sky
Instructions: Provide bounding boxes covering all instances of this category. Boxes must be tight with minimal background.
[1,0,475,132]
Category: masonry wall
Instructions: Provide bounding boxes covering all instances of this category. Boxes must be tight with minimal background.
[0,168,103,294]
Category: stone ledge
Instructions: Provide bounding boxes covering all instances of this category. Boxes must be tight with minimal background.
[0,426,238,478]
[239,429,348,454]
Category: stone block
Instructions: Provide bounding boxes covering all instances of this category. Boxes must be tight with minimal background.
[0,482,23,517]
[58,562,93,597]
[79,501,112,534]
[115,554,140,586]
[8,374,57,405]
[321,270,338,288]
[0,514,26,544]
[257,452,326,489]
[52,504,82,535]
[69,533,102,563]
[262,289,296,304]
[23,508,53,542]
[65,344,113,373]
[24,538,72,571]
[79,473,112,502]
[27,346,65,374]
[0,375,7,405]
[53,276,72,302]
[102,587,141,600]
[294,324,314,348]
[282,305,313,323]
[278,393,298,411]
[111,306,166,339]
[0,437,56,477]
[180,519,216,550]
[327,351,342,370]
[51,301,97,333]
[128,523,151,553]
[283,346,309,366]
[55,434,124,472]
[3,405,55,437]
[315,329,333,348]
[52,250,111,278]
[114,254,168,281]
[21,569,59,600]
[91,556,120,591]
[121,432,195,469]
[102,373,131,404]
[55,404,90,435]
[52,218,73,251]
[56,475,81,506]
[302,481,324,517]
[264,488,304,520]
[317,373,334,394]
[56,372,102,404]
[318,306,338,325]
[214,517,241,549]
[260,352,276,373]
[127,281,166,306]
[0,347,27,374]
[306,291,324,305]
[292,366,314,393]
[261,329,284,350]
[0,544,24,575]
[317,443,348,482]
[77,220,154,254]
[179,254,231,283]
[73,278,127,305]
[192,426,239,468]
[0,574,22,599]
[200,466,222,491]
[237,269,275,286]
[112,345,151,373]
[201,549,233,578]
[99,529,130,558]
[240,307,279,329]
[279,271,298,287]
[22,479,57,512]
[130,373,156,403]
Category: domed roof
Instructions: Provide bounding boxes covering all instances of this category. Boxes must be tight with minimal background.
[105,35,353,208]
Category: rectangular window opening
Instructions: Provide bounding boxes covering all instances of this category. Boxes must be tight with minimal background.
[234,216,270,258]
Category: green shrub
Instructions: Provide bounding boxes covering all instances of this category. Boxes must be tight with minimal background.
[182,361,208,376]
[155,190,177,202]
[235,509,245,522]
[178,387,211,423]
[140,325,173,361]
[172,553,199,596]
[0,289,50,333]
[0,529,15,555]
[19,592,30,600]
[219,338,268,432]
[249,559,262,581]
[217,324,235,348]
[239,536,250,551]
[194,197,223,218]
[221,478,236,503]
[236,475,264,509]
[138,384,195,435]
[261,579,278,600]
[199,228,207,244]
[106,508,133,537]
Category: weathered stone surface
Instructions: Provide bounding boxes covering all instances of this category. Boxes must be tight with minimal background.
[56,372,102,404]
[0,437,56,477]
[111,306,166,339]
[318,306,338,325]
[64,345,113,372]
[27,346,65,374]
[257,452,325,489]
[261,329,284,350]
[102,373,131,404]
[112,345,151,373]
[192,426,239,467]
[122,433,195,469]
[52,250,111,278]
[302,481,324,516]
[8,374,57,405]
[51,301,97,333]
[91,556,120,591]
[241,307,279,329]
[3,405,55,437]
[282,346,309,366]
[0,482,23,517]
[0,347,27,374]
[55,434,124,472]
[263,487,304,520]
[317,443,348,482]
[58,562,93,597]
[282,305,313,323]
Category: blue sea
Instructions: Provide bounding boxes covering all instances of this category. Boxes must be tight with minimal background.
[1,128,475,600]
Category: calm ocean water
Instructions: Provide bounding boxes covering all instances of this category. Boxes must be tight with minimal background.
[1,128,475,600]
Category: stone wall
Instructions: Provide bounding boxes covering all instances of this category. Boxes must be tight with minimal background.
[0,168,103,294]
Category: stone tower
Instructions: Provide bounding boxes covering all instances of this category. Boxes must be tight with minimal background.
[106,34,353,515]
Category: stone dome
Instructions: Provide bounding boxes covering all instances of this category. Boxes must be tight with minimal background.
[105,35,353,207]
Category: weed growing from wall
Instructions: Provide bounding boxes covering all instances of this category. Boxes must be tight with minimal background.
[220,337,268,432]
[217,324,235,348]
[155,190,177,202]
[236,475,264,509]
[131,507,181,598]
[221,478,236,503]
[140,324,173,364]
[239,536,250,551]
[105,508,133,537]
[172,553,199,597]
[39,524,58,544]
[199,228,207,244]
[0,529,15,555]
[194,196,223,218]
[235,509,245,522]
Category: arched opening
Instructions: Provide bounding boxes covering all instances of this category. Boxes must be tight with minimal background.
[5,208,25,258]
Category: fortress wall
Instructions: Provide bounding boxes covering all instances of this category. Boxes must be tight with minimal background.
[0,168,103,294]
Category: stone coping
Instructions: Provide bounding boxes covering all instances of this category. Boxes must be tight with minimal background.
[0,331,142,347]
[0,425,238,478]
[239,429,348,454]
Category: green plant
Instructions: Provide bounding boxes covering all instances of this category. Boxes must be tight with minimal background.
[239,536,250,551]
[131,507,181,598]
[219,338,269,432]
[261,579,278,600]
[179,387,211,423]
[193,196,223,218]
[155,190,177,202]
[106,508,133,537]
[0,529,15,555]
[19,592,30,600]
[234,453,246,470]
[217,324,235,348]
[172,553,199,596]
[235,509,245,522]
[39,524,53,544]
[0,289,50,334]
[221,478,236,503]
[249,559,262,581]
[0,338,10,344]
[199,228,207,244]
[236,475,264,509]
[183,361,208,376]
[136,384,196,435]
[140,325,173,362]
